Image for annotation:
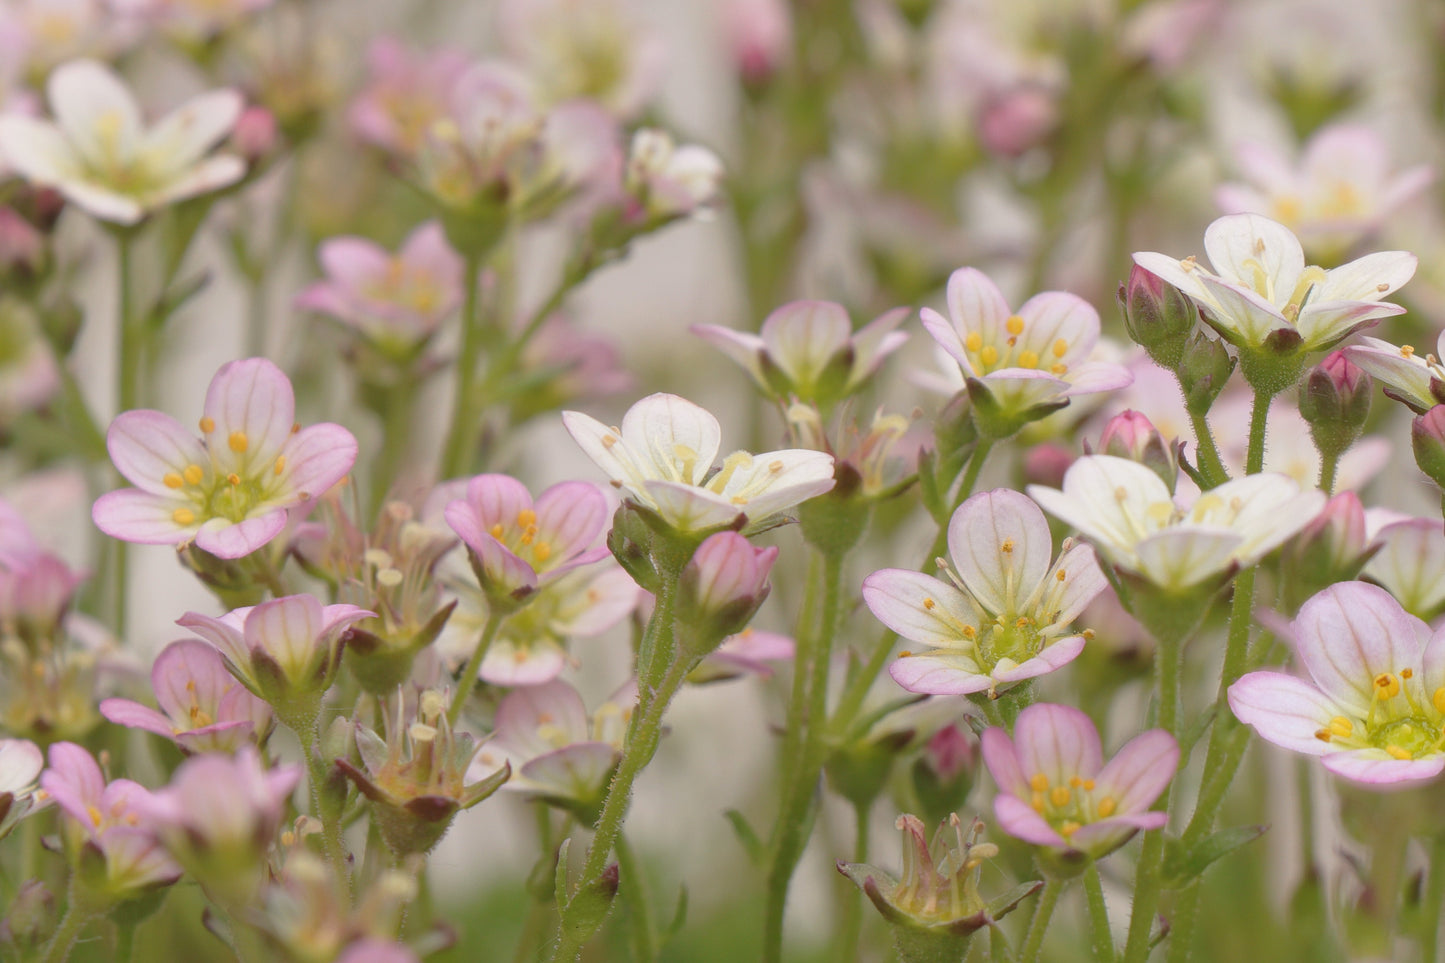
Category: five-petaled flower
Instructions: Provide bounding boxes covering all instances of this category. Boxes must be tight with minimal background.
[1344,330,1445,414]
[863,489,1106,697]
[920,267,1132,424]
[1132,213,1415,356]
[1230,581,1445,785]
[0,59,244,225]
[982,703,1177,857]
[92,357,359,560]
[1028,455,1325,593]
[563,392,836,533]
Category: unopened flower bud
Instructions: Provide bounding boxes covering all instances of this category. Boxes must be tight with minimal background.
[1280,492,1373,613]
[1299,350,1371,460]
[1121,263,1196,370]
[0,208,45,282]
[978,86,1056,158]
[0,880,55,950]
[1412,405,1445,491]
[676,532,778,661]
[724,0,792,87]
[911,724,978,828]
[1177,330,1236,416]
[231,106,279,164]
[1097,411,1178,493]
[1023,443,1074,489]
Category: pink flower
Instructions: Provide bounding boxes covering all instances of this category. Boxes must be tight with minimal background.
[92,357,359,560]
[443,475,611,610]
[177,594,372,711]
[982,704,1177,857]
[0,495,84,644]
[863,489,1105,697]
[693,300,909,408]
[1229,581,1445,785]
[41,742,182,897]
[692,628,794,683]
[472,679,635,819]
[920,268,1132,423]
[349,38,472,158]
[297,222,464,353]
[133,746,300,904]
[100,638,272,754]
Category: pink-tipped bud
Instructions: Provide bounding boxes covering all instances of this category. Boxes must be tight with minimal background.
[1120,262,1196,370]
[1412,405,1445,491]
[978,86,1056,158]
[725,0,792,87]
[230,106,279,164]
[911,723,978,828]
[677,532,778,659]
[1098,410,1178,493]
[0,208,44,280]
[1299,350,1371,459]
[1281,491,1372,612]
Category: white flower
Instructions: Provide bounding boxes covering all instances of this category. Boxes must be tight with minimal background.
[0,59,244,225]
[1133,214,1415,354]
[563,393,835,533]
[1028,455,1325,591]
[625,128,724,220]
[1344,332,1445,413]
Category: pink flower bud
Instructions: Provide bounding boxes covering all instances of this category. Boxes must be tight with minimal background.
[230,106,278,163]
[678,532,778,656]
[724,0,792,85]
[1023,442,1074,489]
[0,208,44,278]
[1281,491,1371,611]
[1300,350,1371,459]
[1097,410,1178,492]
[978,86,1056,158]
[1120,262,1196,369]
[1412,405,1445,491]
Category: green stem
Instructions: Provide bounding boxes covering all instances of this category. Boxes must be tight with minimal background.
[774,553,824,793]
[955,440,993,508]
[478,253,598,407]
[1421,834,1445,963]
[1084,864,1116,963]
[297,722,350,889]
[615,834,655,963]
[369,379,418,519]
[551,604,687,954]
[439,250,486,479]
[1317,449,1339,495]
[835,799,871,963]
[113,230,142,643]
[1244,389,1274,476]
[763,549,845,963]
[116,919,137,963]
[40,893,95,963]
[1185,410,1229,489]
[447,611,506,727]
[1020,878,1065,963]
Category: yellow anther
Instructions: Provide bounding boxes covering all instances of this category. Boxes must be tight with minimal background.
[1050,786,1071,807]
[490,523,505,539]
[274,456,286,476]
[227,473,241,486]
[1031,792,1045,813]
[1402,668,1414,679]
[183,464,204,485]
[1030,772,1049,792]
[1433,687,1445,715]
[1180,255,1198,271]
[1082,779,1095,791]
[163,472,184,488]
[1401,345,1416,358]
[1060,820,1081,838]
[1052,338,1069,358]
[517,508,537,528]
[1069,776,1082,787]
[87,805,103,827]
[602,435,618,449]
[1050,363,1068,375]
[898,650,913,658]
[922,598,936,610]
[1097,797,1116,818]
[1001,538,1015,554]
[769,460,784,473]
[199,416,215,433]
[228,430,248,453]
[1329,717,1353,738]
[1016,617,1032,628]
[1315,728,1332,742]
[534,541,552,562]
[966,332,983,352]
[1386,745,1414,760]
[1018,350,1040,369]
[1006,315,1025,336]
[961,625,977,639]
[980,345,999,366]
[172,507,196,526]
[1056,570,1067,581]
[1375,673,1401,699]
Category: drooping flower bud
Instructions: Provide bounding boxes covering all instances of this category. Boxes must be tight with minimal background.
[1299,350,1371,461]
[910,724,978,829]
[1176,329,1236,416]
[1097,410,1179,494]
[1120,262,1196,370]
[1413,405,1445,492]
[676,532,778,662]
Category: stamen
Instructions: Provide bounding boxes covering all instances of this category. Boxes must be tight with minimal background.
[1018,350,1039,369]
[183,464,204,485]
[922,598,936,610]
[1030,773,1049,791]
[163,472,184,488]
[1433,687,1445,714]
[1050,786,1071,807]
[980,346,999,366]
[227,473,241,486]
[966,332,983,352]
[1006,315,1025,336]
[1052,339,1069,358]
[199,416,215,433]
[1402,345,1416,359]
[1386,745,1413,760]
[228,431,249,453]
[533,541,552,562]
[173,508,196,525]
[1375,673,1401,700]
[1000,539,1015,554]
[274,456,286,475]
[517,508,537,528]
[1097,797,1116,818]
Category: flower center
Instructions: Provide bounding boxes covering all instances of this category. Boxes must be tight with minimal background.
[962,315,1070,377]
[1027,771,1116,840]
[487,507,555,570]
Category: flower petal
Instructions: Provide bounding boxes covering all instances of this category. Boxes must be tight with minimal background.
[92,489,193,545]
[888,651,993,695]
[619,393,722,485]
[1227,670,1342,756]
[1012,703,1104,784]
[948,488,1052,616]
[202,358,298,474]
[1321,749,1445,785]
[1291,581,1428,716]
[862,570,978,648]
[1092,729,1178,814]
[106,409,208,495]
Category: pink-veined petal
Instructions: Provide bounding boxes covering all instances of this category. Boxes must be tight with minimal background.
[106,409,208,495]
[193,512,289,559]
[990,634,1086,684]
[862,570,978,648]
[948,489,1052,616]
[1321,749,1445,785]
[888,651,993,695]
[1291,581,1427,716]
[1092,729,1178,814]
[618,393,722,485]
[1013,703,1103,785]
[202,358,297,474]
[92,489,194,545]
[993,793,1069,848]
[1227,670,1341,756]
